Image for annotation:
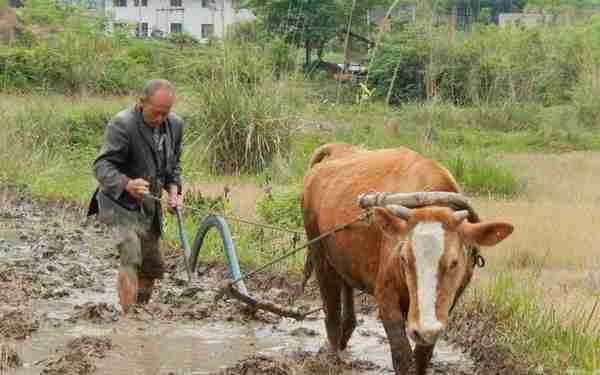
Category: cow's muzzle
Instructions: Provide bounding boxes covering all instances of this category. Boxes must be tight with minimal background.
[408,322,444,345]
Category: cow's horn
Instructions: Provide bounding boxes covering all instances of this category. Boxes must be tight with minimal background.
[386,204,414,220]
[358,191,480,223]
[453,210,469,223]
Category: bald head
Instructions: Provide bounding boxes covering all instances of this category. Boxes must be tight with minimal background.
[141,79,175,101]
[139,79,176,128]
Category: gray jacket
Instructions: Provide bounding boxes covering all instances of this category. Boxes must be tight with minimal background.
[88,106,184,234]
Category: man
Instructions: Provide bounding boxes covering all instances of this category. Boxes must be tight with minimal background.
[87,79,184,313]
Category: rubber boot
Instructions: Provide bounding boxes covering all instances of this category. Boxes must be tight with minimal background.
[118,266,138,314]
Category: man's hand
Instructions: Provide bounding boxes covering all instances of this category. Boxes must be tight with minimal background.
[125,178,150,200]
[167,185,183,214]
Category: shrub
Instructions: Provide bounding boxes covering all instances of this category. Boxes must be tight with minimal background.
[188,75,294,174]
[256,184,303,229]
[166,32,200,46]
[441,152,522,196]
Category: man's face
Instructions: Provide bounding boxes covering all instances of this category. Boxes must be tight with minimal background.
[140,89,175,128]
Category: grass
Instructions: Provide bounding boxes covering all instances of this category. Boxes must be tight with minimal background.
[465,273,600,373]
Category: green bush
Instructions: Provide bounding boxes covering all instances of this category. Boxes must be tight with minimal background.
[571,79,600,129]
[368,20,595,106]
[441,153,522,196]
[166,32,200,46]
[256,184,303,229]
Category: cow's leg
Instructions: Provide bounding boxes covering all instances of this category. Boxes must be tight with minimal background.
[414,344,434,375]
[377,285,413,374]
[381,319,413,374]
[340,282,356,351]
[316,260,343,352]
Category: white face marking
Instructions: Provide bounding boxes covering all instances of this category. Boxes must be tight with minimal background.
[412,222,444,332]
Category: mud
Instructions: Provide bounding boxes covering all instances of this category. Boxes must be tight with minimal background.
[71,302,120,324]
[210,354,293,375]
[0,343,22,370]
[0,309,39,340]
[41,336,112,375]
[446,301,525,375]
[0,188,512,374]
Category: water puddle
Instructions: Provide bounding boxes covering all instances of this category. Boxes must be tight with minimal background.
[6,312,472,375]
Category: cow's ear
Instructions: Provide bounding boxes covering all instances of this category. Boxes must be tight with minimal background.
[373,207,407,236]
[462,222,513,247]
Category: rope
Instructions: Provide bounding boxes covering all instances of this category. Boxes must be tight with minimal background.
[228,210,371,286]
[189,207,306,236]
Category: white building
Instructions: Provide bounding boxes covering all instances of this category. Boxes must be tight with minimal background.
[104,0,255,40]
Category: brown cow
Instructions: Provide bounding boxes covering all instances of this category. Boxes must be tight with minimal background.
[301,143,513,374]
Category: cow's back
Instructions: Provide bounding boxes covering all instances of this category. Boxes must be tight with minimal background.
[304,145,460,228]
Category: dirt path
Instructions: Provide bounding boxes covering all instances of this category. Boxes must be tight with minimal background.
[0,189,510,375]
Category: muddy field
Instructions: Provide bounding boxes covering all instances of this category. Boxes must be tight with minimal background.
[0,189,514,375]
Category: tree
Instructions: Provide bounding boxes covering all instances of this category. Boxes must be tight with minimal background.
[245,0,337,65]
[245,0,395,66]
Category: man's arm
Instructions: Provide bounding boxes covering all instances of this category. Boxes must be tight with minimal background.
[93,120,131,200]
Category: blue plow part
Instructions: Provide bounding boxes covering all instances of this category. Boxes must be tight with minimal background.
[188,214,249,297]
[175,207,193,283]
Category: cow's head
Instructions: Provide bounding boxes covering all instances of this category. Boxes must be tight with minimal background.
[359,192,513,346]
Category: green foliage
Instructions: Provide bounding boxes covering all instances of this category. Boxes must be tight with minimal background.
[245,0,393,64]
[247,0,338,63]
[368,23,428,103]
[166,32,200,46]
[12,103,114,154]
[256,185,303,228]
[441,152,522,197]
[368,17,600,106]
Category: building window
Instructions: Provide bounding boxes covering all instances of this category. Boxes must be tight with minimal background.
[133,0,147,6]
[201,24,214,39]
[170,0,182,6]
[170,23,183,33]
[201,0,211,8]
[113,0,126,6]
[136,22,149,37]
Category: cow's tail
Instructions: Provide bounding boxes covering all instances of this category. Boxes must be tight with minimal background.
[308,144,335,168]
[308,143,364,169]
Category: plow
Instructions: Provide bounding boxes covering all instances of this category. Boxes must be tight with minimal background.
[172,203,371,321]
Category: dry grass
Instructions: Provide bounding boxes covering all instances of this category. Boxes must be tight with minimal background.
[184,181,268,220]
[470,151,600,337]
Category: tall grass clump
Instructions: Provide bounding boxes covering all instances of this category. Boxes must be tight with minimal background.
[186,43,295,175]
